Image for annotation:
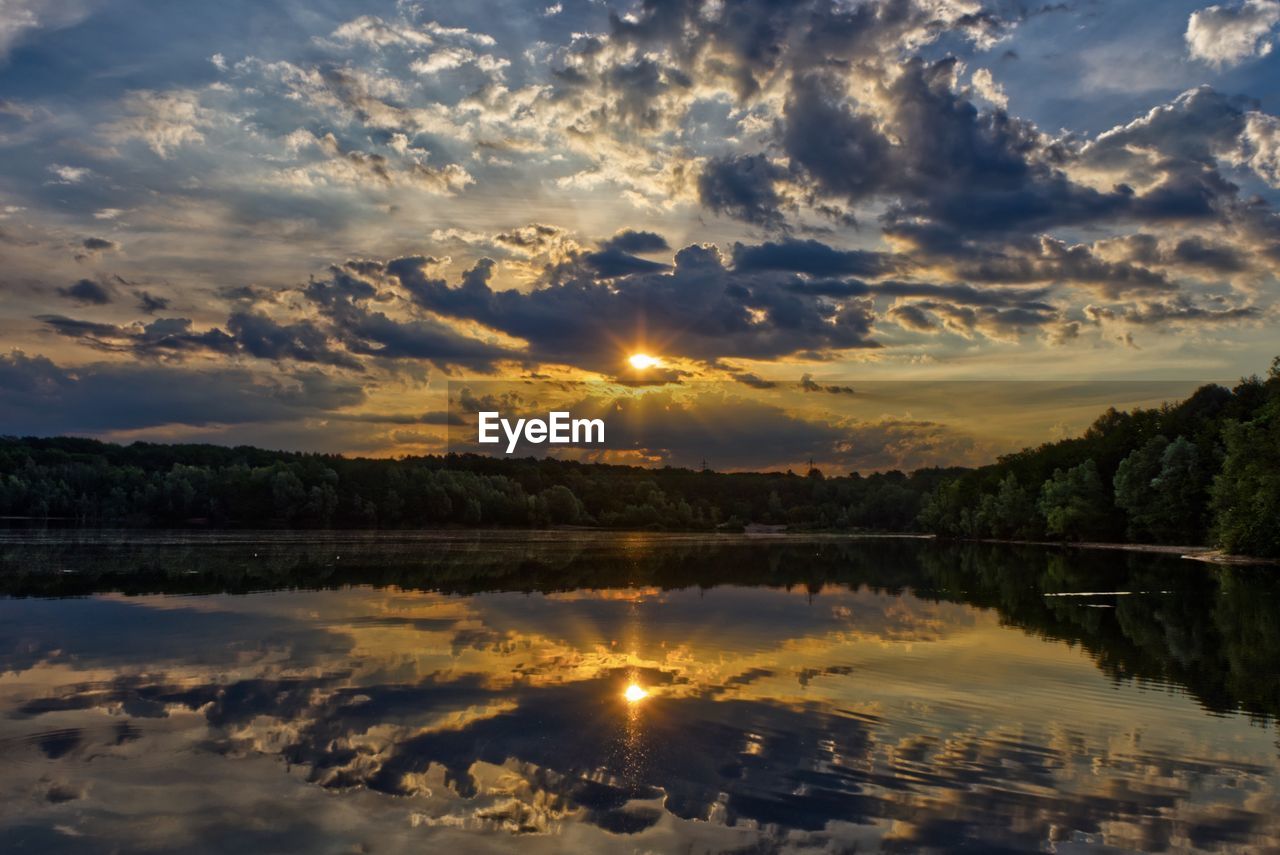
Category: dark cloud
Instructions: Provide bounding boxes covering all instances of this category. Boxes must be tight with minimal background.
[74,237,119,262]
[0,351,365,433]
[1086,298,1261,326]
[226,312,365,369]
[799,374,854,394]
[782,275,1056,312]
[782,73,894,204]
[37,313,238,356]
[1171,237,1248,273]
[888,302,939,332]
[580,247,671,277]
[602,229,669,254]
[57,278,113,305]
[730,372,778,389]
[135,291,170,314]
[771,60,1167,243]
[697,154,788,229]
[732,239,894,277]
[885,300,1059,337]
[493,223,566,254]
[34,310,363,369]
[390,244,880,369]
[944,237,1172,298]
[307,261,517,370]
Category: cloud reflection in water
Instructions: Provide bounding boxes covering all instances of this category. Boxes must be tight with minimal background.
[0,532,1277,852]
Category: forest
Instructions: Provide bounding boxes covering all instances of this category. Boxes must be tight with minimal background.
[1,357,1277,556]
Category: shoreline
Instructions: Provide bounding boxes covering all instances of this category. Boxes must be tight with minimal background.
[0,524,1274,564]
[953,536,1279,566]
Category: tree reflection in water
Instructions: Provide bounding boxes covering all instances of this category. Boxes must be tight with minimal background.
[0,531,1277,852]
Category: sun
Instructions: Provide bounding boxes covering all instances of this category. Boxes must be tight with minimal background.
[628,353,660,370]
[623,683,649,703]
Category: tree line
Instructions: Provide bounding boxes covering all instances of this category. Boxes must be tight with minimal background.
[917,357,1280,557]
[0,356,1276,556]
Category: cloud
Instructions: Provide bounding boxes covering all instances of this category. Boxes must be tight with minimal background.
[47,164,89,183]
[0,351,365,433]
[100,89,214,157]
[732,239,893,277]
[601,229,669,254]
[970,68,1007,109]
[1083,86,1253,175]
[799,374,855,394]
[280,131,473,195]
[492,223,570,255]
[1085,297,1261,326]
[0,0,96,61]
[946,236,1172,298]
[75,236,119,261]
[1080,86,1280,220]
[1239,110,1280,186]
[37,313,235,355]
[888,302,940,332]
[697,154,788,229]
[329,15,434,50]
[886,300,1060,340]
[729,372,778,389]
[57,278,113,305]
[34,310,367,370]
[580,247,671,277]
[1186,0,1280,67]
[226,312,366,369]
[305,262,518,370]
[390,243,880,370]
[1170,236,1249,272]
[135,291,170,314]
[782,63,1134,239]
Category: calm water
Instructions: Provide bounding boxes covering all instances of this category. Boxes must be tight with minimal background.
[1,532,1278,853]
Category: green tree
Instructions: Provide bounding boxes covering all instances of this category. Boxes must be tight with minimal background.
[1039,459,1111,541]
[540,484,583,525]
[1115,435,1205,543]
[977,473,1041,539]
[1114,435,1169,541]
[303,484,338,527]
[1211,397,1280,557]
[1149,436,1204,542]
[270,469,306,524]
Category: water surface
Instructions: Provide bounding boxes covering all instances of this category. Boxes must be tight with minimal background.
[1,531,1277,853]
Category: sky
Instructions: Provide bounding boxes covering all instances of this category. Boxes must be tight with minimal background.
[1,0,1279,467]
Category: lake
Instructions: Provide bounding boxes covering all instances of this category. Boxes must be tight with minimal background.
[0,531,1277,853]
